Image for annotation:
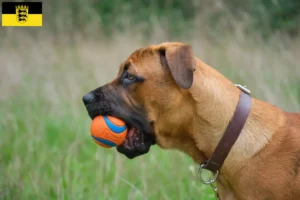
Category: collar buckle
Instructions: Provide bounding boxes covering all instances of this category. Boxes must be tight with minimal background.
[235,84,251,95]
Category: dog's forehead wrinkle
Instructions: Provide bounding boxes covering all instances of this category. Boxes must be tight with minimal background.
[127,64,138,75]
[127,47,155,62]
[124,62,130,70]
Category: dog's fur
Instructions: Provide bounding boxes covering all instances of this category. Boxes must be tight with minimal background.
[84,42,300,200]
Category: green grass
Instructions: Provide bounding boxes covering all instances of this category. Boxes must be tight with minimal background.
[0,27,299,200]
[0,91,213,200]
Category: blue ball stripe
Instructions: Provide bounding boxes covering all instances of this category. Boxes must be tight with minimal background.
[92,136,116,147]
[103,116,126,133]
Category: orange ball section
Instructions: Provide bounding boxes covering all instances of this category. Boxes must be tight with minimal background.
[90,116,127,148]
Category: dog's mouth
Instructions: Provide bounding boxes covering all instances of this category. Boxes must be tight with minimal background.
[88,112,155,159]
[83,90,156,159]
[117,123,155,159]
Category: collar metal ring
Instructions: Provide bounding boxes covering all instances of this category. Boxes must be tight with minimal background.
[198,164,219,185]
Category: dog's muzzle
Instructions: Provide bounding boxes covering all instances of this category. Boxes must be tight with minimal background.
[82,88,155,159]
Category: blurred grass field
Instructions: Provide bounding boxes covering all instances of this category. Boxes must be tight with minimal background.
[0,1,300,199]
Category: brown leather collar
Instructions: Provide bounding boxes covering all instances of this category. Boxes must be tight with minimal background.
[202,87,252,173]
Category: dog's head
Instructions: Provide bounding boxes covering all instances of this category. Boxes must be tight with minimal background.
[82,42,196,159]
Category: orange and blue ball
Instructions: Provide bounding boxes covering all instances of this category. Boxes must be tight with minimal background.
[90,116,127,148]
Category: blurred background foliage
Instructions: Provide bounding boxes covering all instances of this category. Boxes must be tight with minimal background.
[41,0,300,38]
[0,0,299,199]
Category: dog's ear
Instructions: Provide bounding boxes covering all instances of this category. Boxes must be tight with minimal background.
[159,44,195,89]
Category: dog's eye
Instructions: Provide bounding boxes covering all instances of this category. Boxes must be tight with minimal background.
[122,73,136,85]
[126,74,135,81]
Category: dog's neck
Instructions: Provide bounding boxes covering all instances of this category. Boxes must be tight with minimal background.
[189,58,241,159]
[187,58,281,196]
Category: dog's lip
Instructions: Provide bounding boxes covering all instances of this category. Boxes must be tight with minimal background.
[117,123,156,158]
[126,126,142,138]
[119,124,146,146]
[120,126,141,146]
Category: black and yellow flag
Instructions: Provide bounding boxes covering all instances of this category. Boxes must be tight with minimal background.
[2,2,42,26]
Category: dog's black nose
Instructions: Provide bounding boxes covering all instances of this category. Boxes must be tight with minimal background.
[82,92,95,105]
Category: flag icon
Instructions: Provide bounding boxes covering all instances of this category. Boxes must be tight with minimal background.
[2,2,42,27]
